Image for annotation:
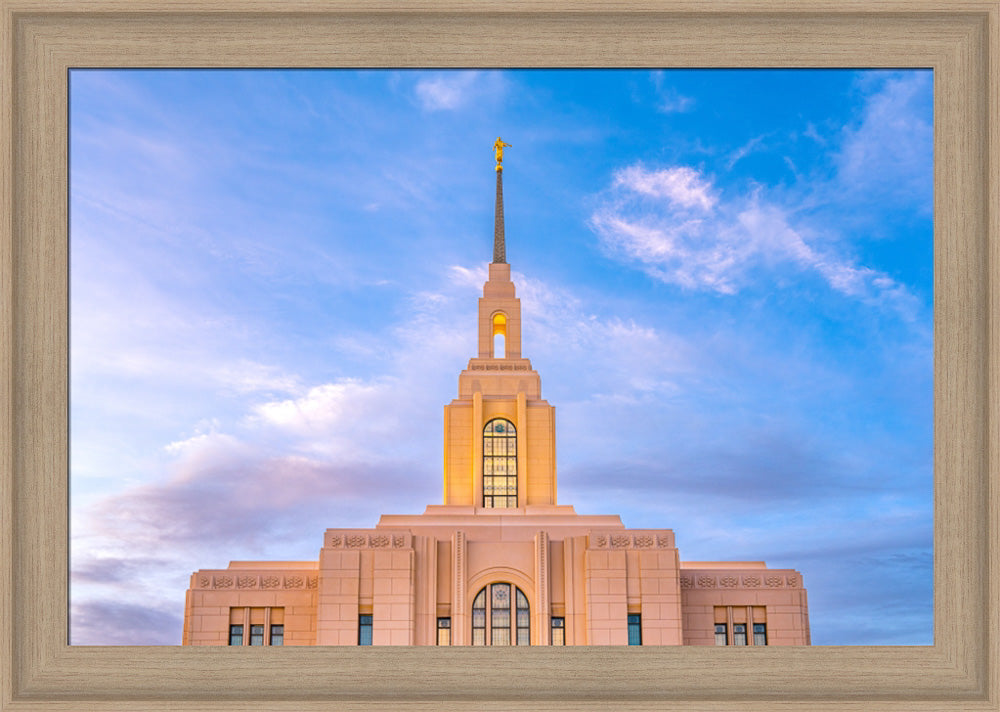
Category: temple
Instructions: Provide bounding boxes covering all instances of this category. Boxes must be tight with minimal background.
[182,141,810,647]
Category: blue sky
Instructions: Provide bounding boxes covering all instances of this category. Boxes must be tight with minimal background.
[69,69,933,645]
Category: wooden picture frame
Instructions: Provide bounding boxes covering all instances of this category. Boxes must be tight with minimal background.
[2,1,997,709]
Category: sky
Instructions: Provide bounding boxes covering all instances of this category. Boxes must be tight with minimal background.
[69,69,933,646]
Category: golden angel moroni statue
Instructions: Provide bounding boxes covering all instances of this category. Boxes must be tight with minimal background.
[494,137,512,170]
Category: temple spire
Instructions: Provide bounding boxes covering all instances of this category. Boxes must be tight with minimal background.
[492,137,511,264]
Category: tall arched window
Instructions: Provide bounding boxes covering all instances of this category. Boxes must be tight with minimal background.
[483,418,517,508]
[471,583,530,645]
[492,312,507,358]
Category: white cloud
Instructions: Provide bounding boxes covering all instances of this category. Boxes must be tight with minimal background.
[650,71,695,114]
[835,72,933,209]
[612,165,716,210]
[413,71,505,112]
[591,163,915,311]
[726,135,766,170]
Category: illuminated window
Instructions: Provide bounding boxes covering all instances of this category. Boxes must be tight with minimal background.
[269,624,283,646]
[228,624,243,646]
[715,623,728,646]
[471,583,530,645]
[551,617,565,646]
[627,614,642,645]
[359,614,373,645]
[753,623,767,646]
[437,617,451,646]
[483,418,517,508]
[733,623,748,646]
[492,312,507,358]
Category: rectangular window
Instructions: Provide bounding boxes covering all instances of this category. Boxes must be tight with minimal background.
[269,624,284,646]
[714,623,728,646]
[551,617,565,646]
[228,624,243,646]
[753,623,767,646]
[249,624,265,646]
[359,614,373,646]
[437,617,451,646]
[733,623,747,646]
[627,613,642,646]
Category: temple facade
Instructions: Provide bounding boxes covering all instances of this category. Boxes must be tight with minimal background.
[182,143,810,648]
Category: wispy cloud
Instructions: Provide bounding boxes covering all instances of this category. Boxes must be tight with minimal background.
[591,162,916,315]
[726,135,767,170]
[650,71,695,114]
[835,72,932,209]
[413,71,505,112]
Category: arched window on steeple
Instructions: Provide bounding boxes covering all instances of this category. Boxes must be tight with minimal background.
[492,312,507,358]
[483,418,517,508]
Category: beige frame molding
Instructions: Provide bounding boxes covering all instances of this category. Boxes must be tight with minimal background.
[1,1,997,710]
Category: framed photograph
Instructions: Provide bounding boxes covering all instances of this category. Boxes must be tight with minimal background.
[2,2,997,710]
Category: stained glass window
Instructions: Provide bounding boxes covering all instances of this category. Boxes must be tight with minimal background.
[470,583,530,645]
[483,418,517,508]
[472,588,486,646]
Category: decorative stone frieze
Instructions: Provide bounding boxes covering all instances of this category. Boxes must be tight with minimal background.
[325,531,412,549]
[678,571,803,590]
[588,531,675,549]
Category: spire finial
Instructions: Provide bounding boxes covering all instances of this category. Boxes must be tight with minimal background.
[492,138,509,264]
[493,137,511,172]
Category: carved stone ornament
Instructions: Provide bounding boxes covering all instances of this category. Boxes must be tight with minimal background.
[765,576,784,588]
[593,534,608,548]
[370,535,390,548]
[611,535,630,548]
[634,535,654,548]
[786,575,799,587]
[306,576,318,589]
[198,576,211,588]
[213,576,233,589]
[237,575,257,589]
[328,535,343,548]
[346,534,367,548]
[392,535,405,548]
[720,576,739,588]
[261,576,280,589]
[656,535,671,548]
[742,576,761,588]
[679,576,693,589]
[697,576,716,588]
[284,576,303,589]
